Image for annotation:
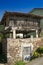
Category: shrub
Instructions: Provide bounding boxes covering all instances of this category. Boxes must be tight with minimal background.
[30,51,40,60]
[15,61,25,65]
[40,31,43,37]
[31,46,43,60]
[36,46,43,54]
[0,33,3,42]
[32,52,41,58]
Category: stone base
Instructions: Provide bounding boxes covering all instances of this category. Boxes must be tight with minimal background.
[2,38,43,65]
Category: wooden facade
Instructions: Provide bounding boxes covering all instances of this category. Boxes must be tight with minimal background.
[1,12,42,38]
[1,12,41,28]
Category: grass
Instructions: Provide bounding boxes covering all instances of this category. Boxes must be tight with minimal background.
[15,61,25,65]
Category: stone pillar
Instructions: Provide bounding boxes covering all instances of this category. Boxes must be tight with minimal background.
[31,35,33,42]
[12,27,16,39]
[36,30,38,38]
[13,29,16,39]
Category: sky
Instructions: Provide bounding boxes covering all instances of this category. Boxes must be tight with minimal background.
[0,0,43,20]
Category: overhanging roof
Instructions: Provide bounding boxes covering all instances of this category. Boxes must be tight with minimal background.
[1,11,43,24]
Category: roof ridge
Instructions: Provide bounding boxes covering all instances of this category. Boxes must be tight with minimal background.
[5,11,27,14]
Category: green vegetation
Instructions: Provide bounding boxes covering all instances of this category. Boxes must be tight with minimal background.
[5,33,10,38]
[0,25,4,32]
[30,8,43,16]
[0,33,3,42]
[0,25,7,63]
[32,51,41,59]
[40,31,43,37]
[30,9,43,29]
[31,46,43,60]
[0,25,4,42]
[15,61,25,65]
[40,19,43,28]
[36,46,43,54]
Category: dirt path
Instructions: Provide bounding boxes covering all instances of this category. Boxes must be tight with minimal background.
[26,57,43,65]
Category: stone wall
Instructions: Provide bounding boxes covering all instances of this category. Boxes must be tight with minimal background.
[2,38,43,65]
[7,38,32,65]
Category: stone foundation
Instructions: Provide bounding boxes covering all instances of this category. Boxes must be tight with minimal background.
[2,38,43,65]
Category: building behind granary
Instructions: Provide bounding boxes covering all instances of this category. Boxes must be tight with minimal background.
[1,8,43,65]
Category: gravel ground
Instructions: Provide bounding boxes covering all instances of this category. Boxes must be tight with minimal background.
[26,57,43,65]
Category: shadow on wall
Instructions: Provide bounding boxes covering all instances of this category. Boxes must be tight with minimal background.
[0,38,7,63]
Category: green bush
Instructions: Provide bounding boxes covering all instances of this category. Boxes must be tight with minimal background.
[32,52,41,58]
[36,46,43,54]
[0,33,3,42]
[15,61,25,65]
[40,31,43,37]
[31,46,43,60]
